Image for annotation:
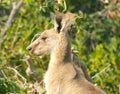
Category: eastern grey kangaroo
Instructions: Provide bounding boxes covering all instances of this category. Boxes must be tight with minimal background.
[27,12,106,94]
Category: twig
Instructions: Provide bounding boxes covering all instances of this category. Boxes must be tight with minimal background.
[7,66,27,84]
[71,48,93,83]
[1,0,23,41]
[1,70,7,79]
[23,55,42,82]
[92,64,111,79]
[23,55,45,94]
[97,0,118,17]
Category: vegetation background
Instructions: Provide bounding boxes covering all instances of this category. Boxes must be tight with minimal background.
[0,0,120,94]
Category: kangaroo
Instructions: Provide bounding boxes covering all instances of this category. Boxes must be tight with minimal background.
[27,13,106,94]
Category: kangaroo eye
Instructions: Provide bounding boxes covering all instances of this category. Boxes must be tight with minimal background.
[41,37,47,41]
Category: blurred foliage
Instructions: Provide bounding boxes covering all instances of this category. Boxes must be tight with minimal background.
[0,0,120,94]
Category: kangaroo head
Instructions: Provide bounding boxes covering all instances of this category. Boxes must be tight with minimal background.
[27,14,64,56]
[27,13,75,56]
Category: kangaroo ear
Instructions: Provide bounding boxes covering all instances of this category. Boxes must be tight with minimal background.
[54,13,63,33]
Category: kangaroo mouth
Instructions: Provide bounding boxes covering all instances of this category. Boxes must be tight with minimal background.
[31,51,46,57]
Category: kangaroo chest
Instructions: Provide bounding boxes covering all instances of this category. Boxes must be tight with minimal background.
[44,63,77,94]
[44,68,63,94]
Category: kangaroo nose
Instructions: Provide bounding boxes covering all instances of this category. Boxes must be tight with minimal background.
[27,47,32,51]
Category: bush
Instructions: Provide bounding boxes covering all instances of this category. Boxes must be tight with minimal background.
[0,0,120,93]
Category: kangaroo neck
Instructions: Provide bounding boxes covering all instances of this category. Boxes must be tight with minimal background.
[50,32,71,66]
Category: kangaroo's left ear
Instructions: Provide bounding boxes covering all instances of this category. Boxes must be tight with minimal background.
[54,13,63,33]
